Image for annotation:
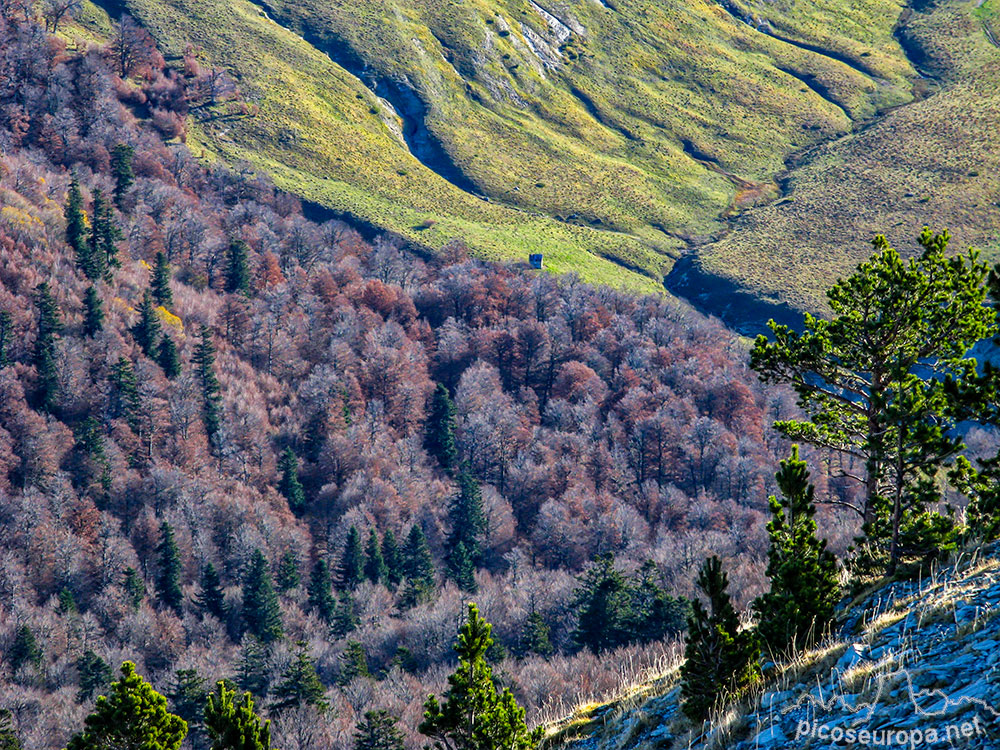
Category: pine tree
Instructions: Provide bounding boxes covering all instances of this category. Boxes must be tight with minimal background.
[33,282,63,413]
[168,669,208,748]
[76,650,114,703]
[519,609,554,658]
[680,557,761,724]
[152,251,174,308]
[275,551,301,592]
[331,592,359,638]
[0,710,21,750]
[338,526,365,590]
[8,625,42,672]
[354,710,404,750]
[271,642,327,712]
[242,550,283,643]
[338,641,370,685]
[624,560,690,645]
[364,528,388,585]
[400,525,435,607]
[307,557,336,623]
[110,144,135,210]
[72,416,111,496]
[226,239,252,295]
[421,603,542,750]
[58,587,78,614]
[110,356,143,433]
[235,636,271,698]
[196,562,227,621]
[754,447,841,654]
[571,554,631,653]
[133,289,161,358]
[193,325,223,444]
[65,174,91,277]
[158,335,182,379]
[83,286,104,337]
[66,661,187,750]
[88,188,121,280]
[0,310,11,368]
[380,529,403,588]
[751,229,994,574]
[277,448,306,516]
[425,383,458,473]
[447,471,484,591]
[204,681,273,750]
[156,521,184,615]
[123,567,146,610]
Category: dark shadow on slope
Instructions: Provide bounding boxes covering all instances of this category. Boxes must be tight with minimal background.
[664,254,802,337]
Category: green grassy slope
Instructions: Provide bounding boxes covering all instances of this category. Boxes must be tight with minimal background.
[694,0,1000,312]
[75,0,915,292]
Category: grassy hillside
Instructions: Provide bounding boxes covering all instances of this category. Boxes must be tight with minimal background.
[73,0,915,292]
[693,0,1000,313]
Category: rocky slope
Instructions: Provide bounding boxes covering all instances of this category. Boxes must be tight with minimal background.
[548,548,1000,749]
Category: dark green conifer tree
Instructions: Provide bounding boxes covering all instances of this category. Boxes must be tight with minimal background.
[75,650,113,703]
[110,144,135,210]
[133,290,161,358]
[204,681,273,750]
[680,557,761,724]
[275,551,301,592]
[276,448,306,516]
[571,554,631,653]
[519,608,554,658]
[338,641,370,685]
[158,335,182,379]
[168,669,208,748]
[196,562,227,621]
[337,526,365,590]
[331,592,359,638]
[754,447,841,654]
[0,310,11,367]
[364,528,388,585]
[8,625,42,672]
[110,356,142,433]
[88,188,120,280]
[156,521,184,616]
[58,587,77,614]
[0,709,20,750]
[65,662,187,750]
[425,383,459,473]
[193,325,223,445]
[33,282,63,413]
[271,642,327,712]
[152,251,173,307]
[400,525,436,608]
[307,557,336,623]
[82,287,104,337]
[122,567,146,610]
[354,710,404,750]
[242,550,283,643]
[226,239,252,295]
[421,603,542,750]
[72,416,111,495]
[380,529,403,589]
[65,174,90,277]
[447,471,484,591]
[235,637,271,698]
[0,711,18,750]
[624,560,690,645]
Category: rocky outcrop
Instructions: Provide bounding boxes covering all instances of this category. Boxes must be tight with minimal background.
[550,548,1000,750]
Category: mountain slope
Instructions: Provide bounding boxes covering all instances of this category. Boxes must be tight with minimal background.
[72,0,915,291]
[547,548,1000,750]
